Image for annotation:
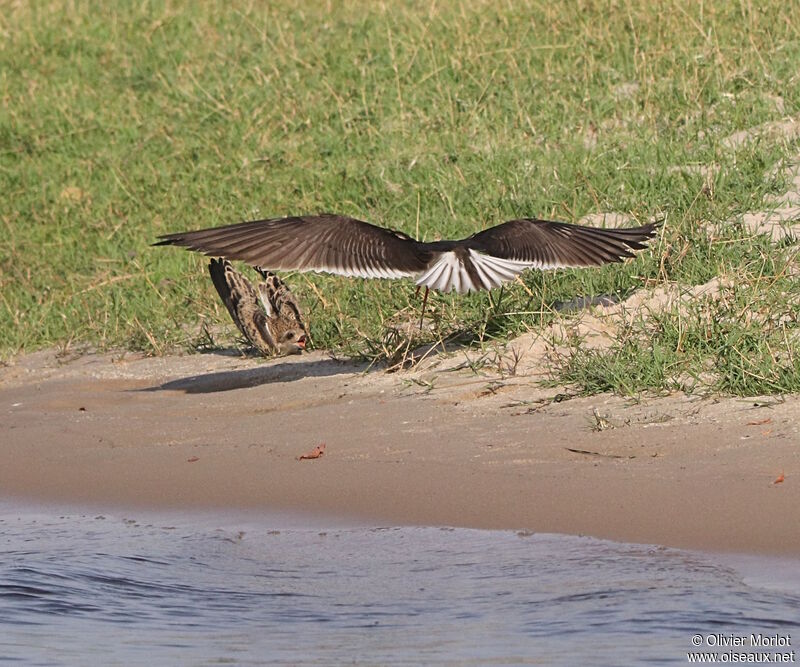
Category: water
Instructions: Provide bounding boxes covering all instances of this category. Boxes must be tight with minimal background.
[1,504,798,666]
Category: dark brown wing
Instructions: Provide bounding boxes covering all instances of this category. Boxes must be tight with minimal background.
[157,214,431,280]
[463,218,660,268]
[256,270,306,335]
[208,259,277,355]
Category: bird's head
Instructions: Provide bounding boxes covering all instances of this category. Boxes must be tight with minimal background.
[278,328,307,355]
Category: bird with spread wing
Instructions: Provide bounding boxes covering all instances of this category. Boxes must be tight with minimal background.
[157,213,659,291]
[156,213,659,343]
[207,259,307,356]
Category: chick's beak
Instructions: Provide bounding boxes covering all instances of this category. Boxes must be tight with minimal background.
[296,336,306,350]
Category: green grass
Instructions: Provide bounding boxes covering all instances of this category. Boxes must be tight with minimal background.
[1,1,799,394]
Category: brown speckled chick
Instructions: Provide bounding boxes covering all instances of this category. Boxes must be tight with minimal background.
[208,259,307,356]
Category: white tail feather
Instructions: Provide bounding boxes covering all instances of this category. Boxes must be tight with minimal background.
[413,248,568,293]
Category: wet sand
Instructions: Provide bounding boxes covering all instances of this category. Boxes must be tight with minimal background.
[2,345,799,555]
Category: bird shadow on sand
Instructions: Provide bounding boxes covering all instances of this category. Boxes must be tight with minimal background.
[141,352,371,394]
[145,289,622,396]
[149,290,625,394]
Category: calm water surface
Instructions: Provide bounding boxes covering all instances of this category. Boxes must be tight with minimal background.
[1,502,798,666]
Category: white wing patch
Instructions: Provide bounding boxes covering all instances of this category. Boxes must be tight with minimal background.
[286,249,570,293]
[307,264,414,280]
[415,250,568,293]
[469,252,530,290]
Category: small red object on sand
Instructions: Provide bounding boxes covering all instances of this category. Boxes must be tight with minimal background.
[298,444,326,461]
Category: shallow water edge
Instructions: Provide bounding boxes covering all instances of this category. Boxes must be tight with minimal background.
[1,500,798,666]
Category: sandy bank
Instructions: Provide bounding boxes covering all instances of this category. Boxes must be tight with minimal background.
[2,346,798,555]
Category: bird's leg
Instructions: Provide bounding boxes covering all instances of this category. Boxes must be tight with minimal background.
[495,285,505,313]
[418,286,429,330]
[487,285,504,314]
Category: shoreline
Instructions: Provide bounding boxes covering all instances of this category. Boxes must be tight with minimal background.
[2,347,799,556]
